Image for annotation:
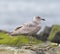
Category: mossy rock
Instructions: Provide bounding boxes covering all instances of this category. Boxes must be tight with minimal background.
[0,32,42,47]
[51,31,60,44]
[48,25,60,42]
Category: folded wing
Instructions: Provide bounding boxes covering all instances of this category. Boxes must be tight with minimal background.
[10,23,41,36]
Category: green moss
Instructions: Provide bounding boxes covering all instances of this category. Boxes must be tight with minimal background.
[48,25,60,41]
[0,32,11,44]
[0,32,42,46]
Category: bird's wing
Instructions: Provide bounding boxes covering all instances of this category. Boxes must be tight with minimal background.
[14,23,29,31]
[13,23,33,32]
[14,25,23,31]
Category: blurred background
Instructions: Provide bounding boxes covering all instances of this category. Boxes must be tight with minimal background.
[0,0,60,31]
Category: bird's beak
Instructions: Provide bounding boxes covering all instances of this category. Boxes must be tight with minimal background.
[41,19,45,21]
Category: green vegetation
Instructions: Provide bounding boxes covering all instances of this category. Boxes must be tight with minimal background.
[0,32,42,47]
[0,25,60,47]
[48,25,60,41]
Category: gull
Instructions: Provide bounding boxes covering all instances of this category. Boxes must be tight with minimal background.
[10,16,45,36]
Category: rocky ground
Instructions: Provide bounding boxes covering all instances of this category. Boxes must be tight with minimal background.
[0,41,60,54]
[0,25,60,54]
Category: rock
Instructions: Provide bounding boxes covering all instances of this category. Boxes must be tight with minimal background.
[52,31,60,45]
[0,41,60,54]
[34,26,51,41]
[18,49,36,54]
[46,46,60,54]
[36,50,45,54]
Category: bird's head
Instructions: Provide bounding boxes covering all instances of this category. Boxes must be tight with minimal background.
[33,16,45,24]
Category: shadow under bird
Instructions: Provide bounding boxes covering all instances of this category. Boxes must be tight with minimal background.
[10,16,45,36]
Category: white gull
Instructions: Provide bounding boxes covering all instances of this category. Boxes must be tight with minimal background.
[10,16,45,36]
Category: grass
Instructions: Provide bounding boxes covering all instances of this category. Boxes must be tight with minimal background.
[0,32,42,47]
[47,25,60,41]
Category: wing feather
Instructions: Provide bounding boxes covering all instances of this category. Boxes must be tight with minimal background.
[15,26,23,31]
